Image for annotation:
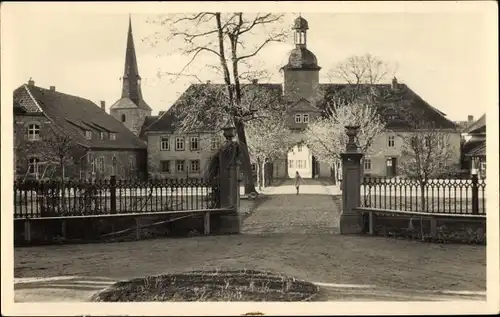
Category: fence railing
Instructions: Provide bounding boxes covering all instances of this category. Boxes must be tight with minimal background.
[360,175,486,215]
[14,176,220,219]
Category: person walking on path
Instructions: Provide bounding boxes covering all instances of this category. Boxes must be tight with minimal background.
[294,171,305,195]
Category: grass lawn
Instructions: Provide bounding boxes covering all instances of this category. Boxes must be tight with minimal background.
[14,194,486,302]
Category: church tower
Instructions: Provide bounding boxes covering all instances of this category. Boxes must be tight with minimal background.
[282,15,321,104]
[110,16,152,136]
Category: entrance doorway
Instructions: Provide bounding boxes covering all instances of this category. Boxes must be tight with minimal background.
[386,157,397,177]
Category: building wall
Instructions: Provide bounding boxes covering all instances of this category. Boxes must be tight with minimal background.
[363,131,462,177]
[287,143,313,178]
[14,113,147,181]
[82,149,147,181]
[110,108,151,136]
[14,113,88,181]
[284,69,320,103]
[146,132,222,179]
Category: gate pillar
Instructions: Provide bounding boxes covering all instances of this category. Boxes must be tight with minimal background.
[339,125,364,234]
[214,120,241,235]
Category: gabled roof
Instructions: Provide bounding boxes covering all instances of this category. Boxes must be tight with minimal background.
[465,114,486,134]
[14,84,147,150]
[138,115,159,140]
[465,140,486,157]
[318,83,458,130]
[145,83,283,133]
[288,98,321,113]
[145,81,458,134]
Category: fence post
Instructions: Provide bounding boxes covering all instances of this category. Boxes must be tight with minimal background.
[471,173,479,215]
[339,125,364,234]
[110,175,117,214]
[24,220,31,243]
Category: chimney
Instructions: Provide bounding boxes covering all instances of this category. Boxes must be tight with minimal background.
[468,115,474,122]
[252,79,258,84]
[391,77,398,89]
[50,86,56,91]
[28,78,35,86]
[100,101,106,111]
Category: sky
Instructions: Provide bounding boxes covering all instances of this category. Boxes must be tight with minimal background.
[2,2,496,122]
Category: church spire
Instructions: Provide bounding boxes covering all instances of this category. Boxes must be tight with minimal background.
[121,15,144,106]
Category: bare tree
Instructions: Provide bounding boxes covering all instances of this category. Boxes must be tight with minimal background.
[145,12,289,194]
[397,108,460,212]
[246,107,294,190]
[327,53,398,85]
[41,125,77,181]
[304,100,386,181]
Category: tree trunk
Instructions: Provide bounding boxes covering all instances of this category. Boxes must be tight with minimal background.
[261,160,266,189]
[61,160,66,213]
[257,157,262,190]
[234,118,257,194]
[331,163,336,185]
[420,183,426,213]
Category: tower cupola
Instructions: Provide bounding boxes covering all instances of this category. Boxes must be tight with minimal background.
[293,15,309,47]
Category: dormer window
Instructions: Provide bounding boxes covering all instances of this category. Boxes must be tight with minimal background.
[295,114,302,123]
[27,124,40,141]
[85,130,92,140]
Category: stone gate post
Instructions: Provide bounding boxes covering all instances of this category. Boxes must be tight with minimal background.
[214,120,241,234]
[339,125,364,234]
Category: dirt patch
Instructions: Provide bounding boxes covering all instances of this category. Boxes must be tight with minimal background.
[90,269,319,302]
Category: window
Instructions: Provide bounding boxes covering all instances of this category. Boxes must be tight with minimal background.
[251,163,257,171]
[160,137,170,151]
[388,135,395,148]
[112,156,117,175]
[288,160,294,168]
[160,160,171,173]
[364,158,372,170]
[190,160,200,173]
[110,133,116,140]
[297,160,305,169]
[297,144,303,152]
[99,132,105,140]
[98,157,105,173]
[303,114,309,123]
[190,137,199,151]
[295,114,302,123]
[176,160,185,172]
[128,156,134,170]
[27,124,40,141]
[121,114,126,122]
[28,157,40,176]
[211,137,219,150]
[480,161,486,178]
[175,137,185,151]
[85,130,92,140]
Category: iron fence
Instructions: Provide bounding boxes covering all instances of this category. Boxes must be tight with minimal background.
[360,175,486,215]
[14,176,220,219]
